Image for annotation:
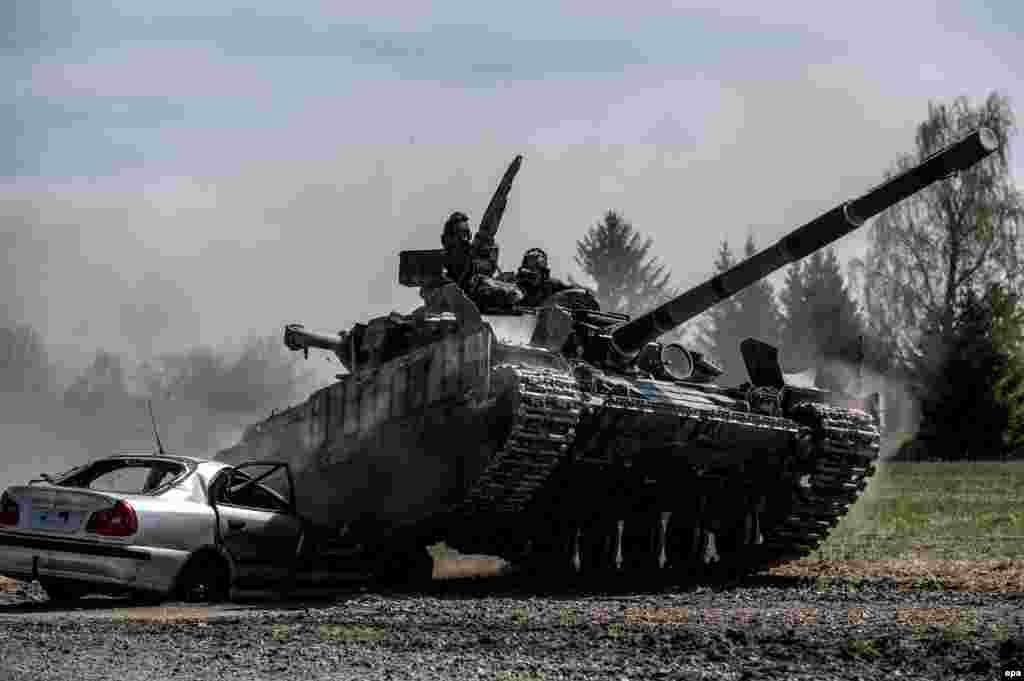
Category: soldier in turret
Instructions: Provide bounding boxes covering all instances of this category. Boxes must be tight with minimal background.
[440,211,493,283]
[435,211,522,311]
[512,247,596,309]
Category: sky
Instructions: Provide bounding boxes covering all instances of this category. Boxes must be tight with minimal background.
[4,0,1023,384]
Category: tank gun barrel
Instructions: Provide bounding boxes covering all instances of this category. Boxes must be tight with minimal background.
[610,127,1000,357]
[284,323,349,364]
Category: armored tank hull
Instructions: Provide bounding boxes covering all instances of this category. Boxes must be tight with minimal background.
[218,128,996,583]
[219,312,877,579]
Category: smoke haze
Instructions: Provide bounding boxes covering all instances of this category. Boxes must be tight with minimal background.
[0,325,315,491]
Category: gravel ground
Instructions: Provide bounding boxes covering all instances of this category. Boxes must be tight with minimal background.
[2,574,1024,681]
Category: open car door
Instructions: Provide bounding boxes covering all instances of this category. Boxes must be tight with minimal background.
[210,462,303,589]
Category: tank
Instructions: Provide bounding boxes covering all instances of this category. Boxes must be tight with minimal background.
[218,129,998,583]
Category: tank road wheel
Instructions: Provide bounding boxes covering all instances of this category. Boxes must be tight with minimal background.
[518,521,578,586]
[619,510,663,576]
[664,495,716,581]
[663,513,705,578]
[577,517,618,579]
[713,496,766,580]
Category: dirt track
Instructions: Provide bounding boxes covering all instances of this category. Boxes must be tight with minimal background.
[2,567,1024,681]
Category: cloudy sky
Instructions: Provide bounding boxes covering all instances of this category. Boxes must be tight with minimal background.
[4,1,1023,381]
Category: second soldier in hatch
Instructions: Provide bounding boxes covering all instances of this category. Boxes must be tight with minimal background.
[511,247,579,307]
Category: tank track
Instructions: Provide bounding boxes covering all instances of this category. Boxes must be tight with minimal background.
[457,374,879,579]
[460,366,583,514]
[494,399,881,581]
[749,402,881,569]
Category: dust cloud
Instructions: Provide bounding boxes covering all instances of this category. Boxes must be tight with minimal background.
[0,175,334,491]
[792,354,919,536]
[0,323,316,491]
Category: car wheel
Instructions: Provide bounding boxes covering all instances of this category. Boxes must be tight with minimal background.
[175,552,230,603]
[40,579,87,603]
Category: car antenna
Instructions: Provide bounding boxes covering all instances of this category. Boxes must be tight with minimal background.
[147,399,167,455]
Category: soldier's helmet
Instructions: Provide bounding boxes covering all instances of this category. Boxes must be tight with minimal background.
[442,211,472,250]
[517,248,550,287]
[521,248,549,273]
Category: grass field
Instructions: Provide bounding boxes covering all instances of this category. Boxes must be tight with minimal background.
[767,461,1024,591]
[810,461,1024,561]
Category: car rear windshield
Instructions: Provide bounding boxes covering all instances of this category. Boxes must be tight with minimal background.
[60,458,188,494]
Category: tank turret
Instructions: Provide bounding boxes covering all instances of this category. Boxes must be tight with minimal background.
[609,128,999,358]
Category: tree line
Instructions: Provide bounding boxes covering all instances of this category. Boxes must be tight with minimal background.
[0,324,310,462]
[575,92,1024,461]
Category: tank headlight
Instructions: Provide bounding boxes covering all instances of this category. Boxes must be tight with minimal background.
[660,343,693,381]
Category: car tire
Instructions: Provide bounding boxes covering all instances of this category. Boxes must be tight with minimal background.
[175,552,230,603]
[40,579,87,603]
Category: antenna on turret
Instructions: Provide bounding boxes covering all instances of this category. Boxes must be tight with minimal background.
[147,399,167,455]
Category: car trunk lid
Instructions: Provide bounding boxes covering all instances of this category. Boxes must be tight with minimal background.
[4,485,123,535]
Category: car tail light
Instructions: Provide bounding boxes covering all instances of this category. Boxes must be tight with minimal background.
[0,492,18,526]
[86,500,138,537]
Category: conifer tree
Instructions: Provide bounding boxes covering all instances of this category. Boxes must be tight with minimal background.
[779,248,864,390]
[574,210,675,314]
[704,237,783,385]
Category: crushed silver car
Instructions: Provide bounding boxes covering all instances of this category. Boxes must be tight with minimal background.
[0,454,315,602]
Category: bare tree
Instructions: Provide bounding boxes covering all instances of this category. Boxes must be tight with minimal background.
[0,323,53,394]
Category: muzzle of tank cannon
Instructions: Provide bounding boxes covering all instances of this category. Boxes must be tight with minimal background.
[609,128,999,358]
[283,323,351,366]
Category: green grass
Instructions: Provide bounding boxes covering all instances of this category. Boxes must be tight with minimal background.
[843,638,882,660]
[317,624,386,643]
[810,461,1024,560]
